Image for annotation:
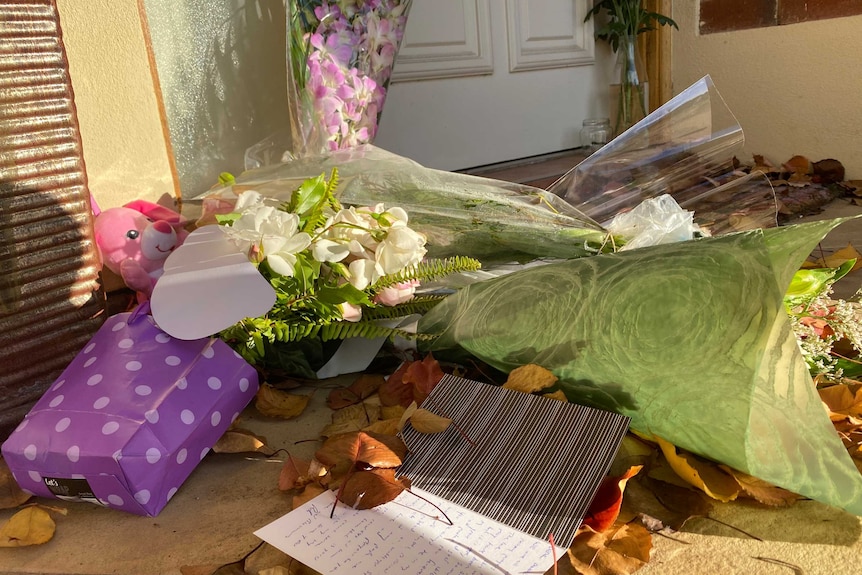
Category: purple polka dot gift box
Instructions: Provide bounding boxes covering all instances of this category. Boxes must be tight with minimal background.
[1,307,259,516]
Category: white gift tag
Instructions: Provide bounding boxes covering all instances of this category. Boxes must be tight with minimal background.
[151,225,276,340]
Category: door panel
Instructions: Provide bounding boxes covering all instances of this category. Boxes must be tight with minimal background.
[375,0,614,171]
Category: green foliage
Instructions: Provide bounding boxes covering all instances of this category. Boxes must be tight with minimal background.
[585,0,678,52]
[217,168,482,375]
[371,256,483,292]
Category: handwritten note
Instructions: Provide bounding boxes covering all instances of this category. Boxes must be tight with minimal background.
[255,488,562,575]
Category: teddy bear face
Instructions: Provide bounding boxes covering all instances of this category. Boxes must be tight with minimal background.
[94,202,189,278]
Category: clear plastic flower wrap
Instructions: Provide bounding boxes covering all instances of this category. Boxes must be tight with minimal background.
[548,75,779,235]
[200,145,614,265]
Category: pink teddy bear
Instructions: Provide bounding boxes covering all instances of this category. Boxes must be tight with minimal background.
[93,200,189,302]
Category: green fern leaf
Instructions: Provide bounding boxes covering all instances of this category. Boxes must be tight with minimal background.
[372,256,482,291]
[362,295,448,320]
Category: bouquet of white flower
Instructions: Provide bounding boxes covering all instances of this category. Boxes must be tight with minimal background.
[215,169,480,377]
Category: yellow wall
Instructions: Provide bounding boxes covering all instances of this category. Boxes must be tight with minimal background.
[673,2,862,179]
[56,0,176,210]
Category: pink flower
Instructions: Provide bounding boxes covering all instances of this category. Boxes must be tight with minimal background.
[339,302,363,322]
[374,280,419,306]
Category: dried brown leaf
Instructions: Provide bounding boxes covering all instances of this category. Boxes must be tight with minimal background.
[319,420,365,438]
[656,437,740,502]
[0,506,55,547]
[809,244,862,272]
[326,374,384,410]
[278,454,312,492]
[321,402,381,438]
[409,409,453,434]
[551,523,652,575]
[583,466,642,532]
[782,155,812,175]
[256,385,311,419]
[543,390,568,402]
[380,404,406,420]
[619,476,711,530]
[0,459,31,509]
[338,469,409,510]
[362,418,400,436]
[720,466,802,507]
[315,431,407,478]
[331,402,381,425]
[503,363,558,394]
[379,355,444,407]
[212,428,273,455]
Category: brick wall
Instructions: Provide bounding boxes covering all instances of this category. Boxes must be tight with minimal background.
[700,0,862,34]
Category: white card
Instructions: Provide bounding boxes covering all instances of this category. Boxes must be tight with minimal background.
[150,225,276,340]
[255,488,562,575]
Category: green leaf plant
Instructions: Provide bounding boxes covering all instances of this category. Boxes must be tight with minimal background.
[217,168,482,375]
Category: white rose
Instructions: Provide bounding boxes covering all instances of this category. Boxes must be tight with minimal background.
[375,223,426,275]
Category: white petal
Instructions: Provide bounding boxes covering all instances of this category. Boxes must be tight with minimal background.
[312,239,350,262]
[234,190,262,211]
[347,259,378,290]
[281,232,312,254]
[267,253,296,276]
[387,206,408,223]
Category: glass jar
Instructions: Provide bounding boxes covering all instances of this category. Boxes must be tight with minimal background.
[580,118,611,153]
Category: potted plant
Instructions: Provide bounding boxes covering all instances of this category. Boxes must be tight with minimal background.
[585,1,678,137]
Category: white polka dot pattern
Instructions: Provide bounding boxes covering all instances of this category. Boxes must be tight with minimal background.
[0,310,260,517]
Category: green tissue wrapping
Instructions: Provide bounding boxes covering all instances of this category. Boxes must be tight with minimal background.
[419,218,862,515]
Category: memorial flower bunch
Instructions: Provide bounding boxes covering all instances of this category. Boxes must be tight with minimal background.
[216,169,480,374]
[785,260,862,382]
[288,0,412,155]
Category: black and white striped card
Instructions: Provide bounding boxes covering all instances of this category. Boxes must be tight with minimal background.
[397,374,631,547]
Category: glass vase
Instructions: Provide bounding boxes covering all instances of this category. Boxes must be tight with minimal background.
[609,35,648,138]
[286,0,412,158]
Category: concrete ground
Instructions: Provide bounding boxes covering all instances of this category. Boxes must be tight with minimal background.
[1,199,861,575]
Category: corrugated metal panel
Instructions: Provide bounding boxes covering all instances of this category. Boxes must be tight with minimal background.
[0,0,105,439]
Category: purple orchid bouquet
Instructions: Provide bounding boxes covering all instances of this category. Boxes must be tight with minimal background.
[287,0,412,157]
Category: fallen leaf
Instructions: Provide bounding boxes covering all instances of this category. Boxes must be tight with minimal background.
[655,437,740,502]
[332,401,381,425]
[408,409,453,434]
[0,506,55,547]
[379,354,444,407]
[314,431,407,479]
[812,158,845,184]
[380,404,406,420]
[720,466,802,507]
[337,468,410,510]
[212,428,273,455]
[326,374,385,410]
[782,155,812,176]
[809,244,862,272]
[503,363,558,394]
[551,523,652,575]
[543,390,568,402]
[619,477,712,531]
[0,459,31,509]
[278,454,321,492]
[362,418,400,436]
[256,385,311,419]
[320,402,381,438]
[378,361,414,407]
[819,384,862,419]
[583,466,642,532]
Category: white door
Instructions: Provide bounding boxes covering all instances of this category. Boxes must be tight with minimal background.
[374,0,615,171]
